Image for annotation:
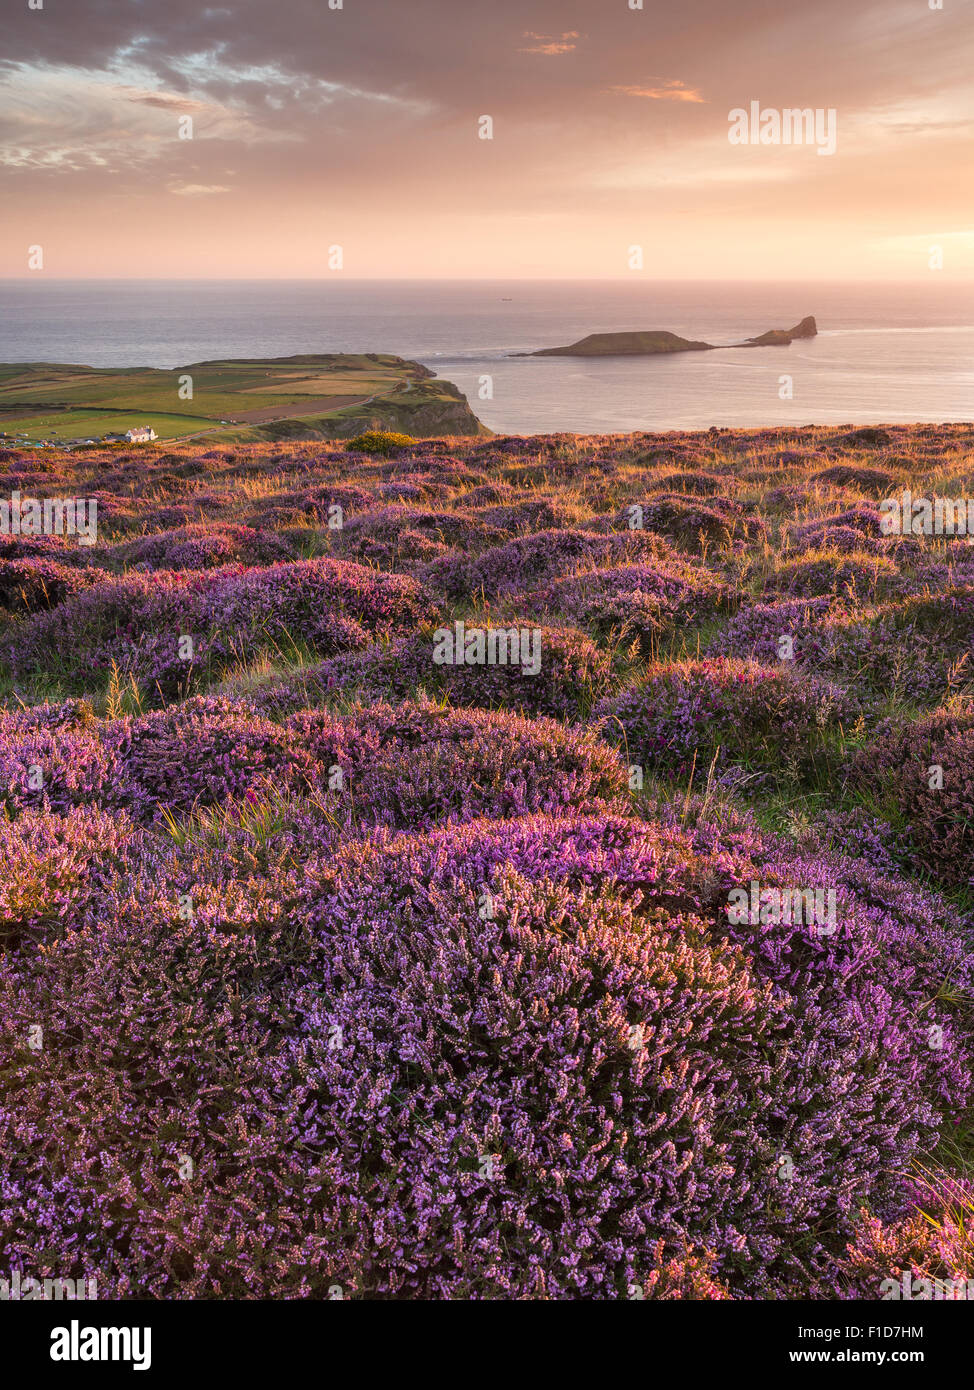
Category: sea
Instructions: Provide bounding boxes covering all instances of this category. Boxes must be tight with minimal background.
[2,279,972,435]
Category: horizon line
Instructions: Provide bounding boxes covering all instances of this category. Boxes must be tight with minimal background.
[3,275,973,286]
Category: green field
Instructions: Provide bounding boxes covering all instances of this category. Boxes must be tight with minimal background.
[0,353,483,446]
[1,409,220,445]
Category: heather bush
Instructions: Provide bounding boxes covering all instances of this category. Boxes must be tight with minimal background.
[531,558,726,643]
[595,657,851,781]
[116,523,295,571]
[6,558,434,696]
[109,697,317,821]
[283,808,970,1296]
[849,705,974,887]
[251,624,615,720]
[2,425,973,1302]
[423,527,670,600]
[841,1173,974,1299]
[706,596,839,667]
[0,722,122,816]
[631,495,765,554]
[0,805,139,946]
[812,464,895,494]
[286,700,629,831]
[762,550,903,600]
[0,558,107,613]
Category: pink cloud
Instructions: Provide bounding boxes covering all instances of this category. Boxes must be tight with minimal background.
[519,30,579,56]
[610,80,704,103]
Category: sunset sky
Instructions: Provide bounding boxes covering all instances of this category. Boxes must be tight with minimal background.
[3,0,972,279]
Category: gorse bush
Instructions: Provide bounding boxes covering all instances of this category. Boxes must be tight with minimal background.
[346,429,417,455]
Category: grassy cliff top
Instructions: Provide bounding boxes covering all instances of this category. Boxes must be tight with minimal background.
[0,353,485,445]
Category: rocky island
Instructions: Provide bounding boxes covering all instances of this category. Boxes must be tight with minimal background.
[516,315,817,357]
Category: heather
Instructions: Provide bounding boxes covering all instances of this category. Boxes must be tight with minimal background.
[5,557,434,697]
[595,657,851,783]
[2,421,974,1301]
[0,558,107,613]
[848,704,974,888]
[250,623,614,720]
[530,556,726,644]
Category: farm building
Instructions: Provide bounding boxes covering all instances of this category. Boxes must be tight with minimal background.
[125,426,158,443]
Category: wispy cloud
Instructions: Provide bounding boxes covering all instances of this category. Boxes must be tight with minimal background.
[610,80,704,103]
[519,30,579,56]
[167,182,232,195]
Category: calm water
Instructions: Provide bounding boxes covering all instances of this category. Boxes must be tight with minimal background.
[2,279,972,433]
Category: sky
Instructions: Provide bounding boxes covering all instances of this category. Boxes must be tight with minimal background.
[2,0,973,279]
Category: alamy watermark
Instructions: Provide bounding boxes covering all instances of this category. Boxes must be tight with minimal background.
[728,102,837,156]
[432,621,542,676]
[50,1320,151,1371]
[0,491,98,546]
[726,880,837,934]
[881,1272,974,1301]
[880,490,974,538]
[1,1269,97,1300]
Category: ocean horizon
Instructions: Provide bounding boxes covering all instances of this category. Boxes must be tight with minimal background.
[2,278,972,434]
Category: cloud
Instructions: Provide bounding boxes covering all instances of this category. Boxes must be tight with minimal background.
[610,81,704,103]
[167,182,232,195]
[519,30,579,55]
[113,86,213,113]
[1,0,972,277]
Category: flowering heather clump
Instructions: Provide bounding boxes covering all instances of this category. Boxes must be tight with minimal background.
[0,805,139,945]
[762,550,903,600]
[252,624,615,720]
[633,494,766,555]
[0,721,122,816]
[0,557,108,613]
[841,1173,974,1298]
[595,657,851,780]
[786,504,883,548]
[298,482,376,519]
[423,622,615,717]
[790,523,883,555]
[3,423,974,1302]
[0,533,91,564]
[849,705,974,886]
[707,596,838,666]
[116,523,295,571]
[812,806,906,874]
[423,526,669,599]
[340,505,489,550]
[289,699,629,830]
[479,496,579,534]
[531,557,726,643]
[283,809,969,1296]
[109,697,317,821]
[812,463,896,494]
[6,557,433,694]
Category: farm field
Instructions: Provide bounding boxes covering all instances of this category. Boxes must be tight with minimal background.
[0,354,476,445]
[2,408,220,445]
[1,422,973,1300]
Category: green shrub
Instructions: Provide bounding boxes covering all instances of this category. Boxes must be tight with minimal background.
[348,430,416,456]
